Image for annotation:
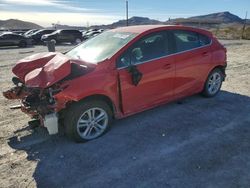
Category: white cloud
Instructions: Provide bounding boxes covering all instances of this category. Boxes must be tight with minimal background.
[1,0,94,12]
[0,11,122,27]
[1,0,61,6]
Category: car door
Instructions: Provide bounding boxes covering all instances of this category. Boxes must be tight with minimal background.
[0,34,13,46]
[117,31,175,115]
[0,35,7,46]
[59,30,72,42]
[170,30,212,99]
[10,35,22,45]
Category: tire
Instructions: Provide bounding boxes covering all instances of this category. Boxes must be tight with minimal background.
[64,100,113,142]
[72,38,82,45]
[202,68,223,98]
[19,41,27,48]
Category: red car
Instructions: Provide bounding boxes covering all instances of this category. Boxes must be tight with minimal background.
[3,25,227,142]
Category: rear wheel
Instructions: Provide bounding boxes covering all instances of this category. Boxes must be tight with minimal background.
[202,68,223,97]
[73,38,82,44]
[64,100,112,142]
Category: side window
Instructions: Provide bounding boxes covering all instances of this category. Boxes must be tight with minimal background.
[173,30,200,52]
[3,34,18,39]
[62,30,70,34]
[117,32,168,68]
[199,34,211,46]
[11,35,19,39]
[1,35,9,39]
[44,30,53,34]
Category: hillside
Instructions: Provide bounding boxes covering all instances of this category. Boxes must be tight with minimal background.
[189,11,243,23]
[111,16,162,27]
[0,11,248,31]
[0,19,43,29]
[91,11,246,30]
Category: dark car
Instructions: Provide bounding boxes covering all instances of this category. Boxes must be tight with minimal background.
[23,29,39,37]
[28,29,55,44]
[0,33,33,47]
[41,29,83,44]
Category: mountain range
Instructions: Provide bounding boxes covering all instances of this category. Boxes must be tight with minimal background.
[0,19,43,30]
[0,11,248,30]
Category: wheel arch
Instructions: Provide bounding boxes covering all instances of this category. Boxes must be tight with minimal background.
[210,64,227,81]
[19,40,27,47]
[66,94,117,119]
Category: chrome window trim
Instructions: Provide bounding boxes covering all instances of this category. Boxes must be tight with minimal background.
[117,37,212,70]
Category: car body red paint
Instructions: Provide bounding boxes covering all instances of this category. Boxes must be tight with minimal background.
[3,25,227,137]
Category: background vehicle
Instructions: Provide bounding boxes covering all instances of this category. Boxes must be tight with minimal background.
[27,29,55,44]
[82,30,102,41]
[41,29,83,44]
[23,29,39,37]
[0,33,33,47]
[3,25,227,142]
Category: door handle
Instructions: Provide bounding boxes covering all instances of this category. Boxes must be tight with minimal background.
[202,52,209,56]
[163,64,171,70]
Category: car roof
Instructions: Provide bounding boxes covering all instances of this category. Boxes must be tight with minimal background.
[111,25,212,36]
[1,32,21,36]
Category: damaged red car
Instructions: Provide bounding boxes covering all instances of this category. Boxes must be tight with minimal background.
[3,25,227,142]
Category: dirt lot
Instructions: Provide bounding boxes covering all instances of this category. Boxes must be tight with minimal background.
[0,41,250,188]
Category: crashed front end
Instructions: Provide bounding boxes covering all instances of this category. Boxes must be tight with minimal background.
[3,80,67,134]
[3,52,95,135]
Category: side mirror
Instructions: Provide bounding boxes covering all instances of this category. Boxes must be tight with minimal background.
[127,65,143,86]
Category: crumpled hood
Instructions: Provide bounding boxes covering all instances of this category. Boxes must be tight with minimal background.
[12,52,95,88]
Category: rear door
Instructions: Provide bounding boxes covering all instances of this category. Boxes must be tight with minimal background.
[59,30,75,42]
[117,31,175,115]
[58,30,69,42]
[170,30,212,98]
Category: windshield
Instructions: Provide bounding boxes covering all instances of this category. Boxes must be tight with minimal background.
[66,31,138,64]
[50,30,60,35]
[32,30,42,35]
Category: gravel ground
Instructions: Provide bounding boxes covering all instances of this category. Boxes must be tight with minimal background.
[0,41,250,188]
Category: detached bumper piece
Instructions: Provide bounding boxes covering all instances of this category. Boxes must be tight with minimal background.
[44,113,58,135]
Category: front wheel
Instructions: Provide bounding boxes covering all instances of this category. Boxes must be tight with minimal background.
[64,100,112,142]
[202,68,223,97]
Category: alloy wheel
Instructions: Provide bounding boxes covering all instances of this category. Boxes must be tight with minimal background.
[207,72,222,95]
[76,107,108,140]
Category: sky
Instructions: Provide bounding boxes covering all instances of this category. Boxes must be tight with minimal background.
[0,0,249,27]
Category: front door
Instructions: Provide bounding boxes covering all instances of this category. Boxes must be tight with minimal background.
[117,31,175,115]
[0,34,13,46]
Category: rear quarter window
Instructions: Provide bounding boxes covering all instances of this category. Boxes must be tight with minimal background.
[199,34,211,46]
[173,30,200,52]
[172,30,211,53]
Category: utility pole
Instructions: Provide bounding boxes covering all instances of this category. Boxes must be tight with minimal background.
[241,11,248,39]
[126,0,129,26]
